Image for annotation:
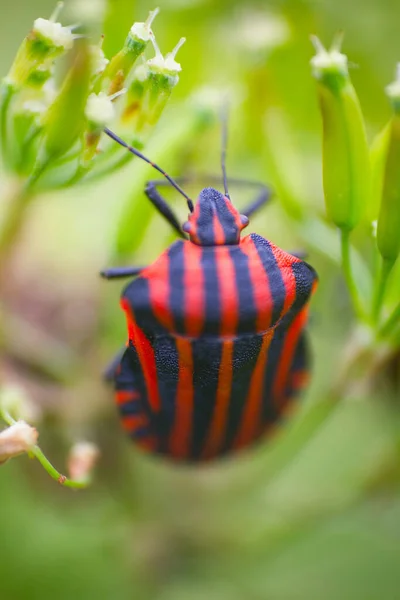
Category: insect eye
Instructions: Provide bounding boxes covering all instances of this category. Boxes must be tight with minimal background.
[182,221,191,233]
[240,214,249,228]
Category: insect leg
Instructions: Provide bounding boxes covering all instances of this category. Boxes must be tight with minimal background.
[100,265,147,279]
[240,182,271,218]
[145,180,186,238]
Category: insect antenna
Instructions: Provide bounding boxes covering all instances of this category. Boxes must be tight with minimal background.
[103,127,194,212]
[220,104,230,200]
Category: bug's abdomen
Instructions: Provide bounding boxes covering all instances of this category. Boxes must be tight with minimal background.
[115,308,310,462]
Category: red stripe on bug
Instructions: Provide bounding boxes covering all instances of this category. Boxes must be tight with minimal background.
[120,299,161,414]
[241,236,273,332]
[116,390,140,406]
[201,340,234,459]
[291,369,310,391]
[224,197,245,232]
[137,436,159,453]
[142,250,174,331]
[215,246,238,336]
[169,338,194,459]
[183,243,205,337]
[121,414,148,433]
[233,332,273,450]
[272,309,308,409]
[270,244,297,318]
[213,213,226,245]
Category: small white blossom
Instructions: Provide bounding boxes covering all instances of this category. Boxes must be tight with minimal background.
[130,7,159,42]
[0,385,40,423]
[68,442,99,482]
[89,45,109,75]
[133,64,149,83]
[33,18,75,51]
[386,64,400,100]
[85,92,116,126]
[0,422,38,464]
[236,10,290,51]
[310,34,348,79]
[23,100,48,114]
[147,36,185,74]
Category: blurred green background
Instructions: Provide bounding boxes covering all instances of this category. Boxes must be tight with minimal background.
[1,0,400,599]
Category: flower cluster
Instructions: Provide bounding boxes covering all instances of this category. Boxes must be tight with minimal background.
[311,36,400,341]
[0,384,99,487]
[0,3,185,191]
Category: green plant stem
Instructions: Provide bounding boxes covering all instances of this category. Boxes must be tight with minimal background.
[0,409,89,489]
[0,84,14,169]
[30,446,89,489]
[0,160,49,264]
[0,181,33,263]
[372,257,394,324]
[378,302,400,339]
[340,229,367,321]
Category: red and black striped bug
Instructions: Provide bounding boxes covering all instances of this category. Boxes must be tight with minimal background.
[101,123,318,462]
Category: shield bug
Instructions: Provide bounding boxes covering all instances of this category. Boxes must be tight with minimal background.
[101,124,318,462]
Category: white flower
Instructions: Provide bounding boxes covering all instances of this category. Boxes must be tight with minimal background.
[0,385,40,423]
[236,10,290,51]
[68,442,99,482]
[386,64,400,100]
[133,64,149,83]
[147,36,185,75]
[23,100,48,114]
[89,45,109,75]
[33,18,75,51]
[85,92,116,126]
[130,8,159,42]
[310,35,348,79]
[0,422,38,464]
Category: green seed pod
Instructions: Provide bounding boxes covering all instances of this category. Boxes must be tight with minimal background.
[369,123,390,222]
[41,41,91,161]
[104,8,159,95]
[311,35,370,231]
[5,4,75,88]
[377,66,400,262]
[122,36,185,136]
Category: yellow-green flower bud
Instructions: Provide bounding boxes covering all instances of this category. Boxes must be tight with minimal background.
[5,3,77,88]
[376,65,400,262]
[83,90,124,162]
[123,36,185,135]
[105,8,159,95]
[311,35,370,231]
[41,41,91,162]
[89,43,109,77]
[121,65,147,125]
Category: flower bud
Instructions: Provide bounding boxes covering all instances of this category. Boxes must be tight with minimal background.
[5,3,77,88]
[85,92,117,129]
[89,43,109,77]
[369,124,390,222]
[0,385,40,423]
[311,35,370,231]
[105,8,159,95]
[376,65,400,262]
[122,36,185,135]
[0,422,38,464]
[41,40,92,161]
[67,442,99,482]
[83,90,123,161]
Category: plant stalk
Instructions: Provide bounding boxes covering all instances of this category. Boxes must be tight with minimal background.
[340,229,367,321]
